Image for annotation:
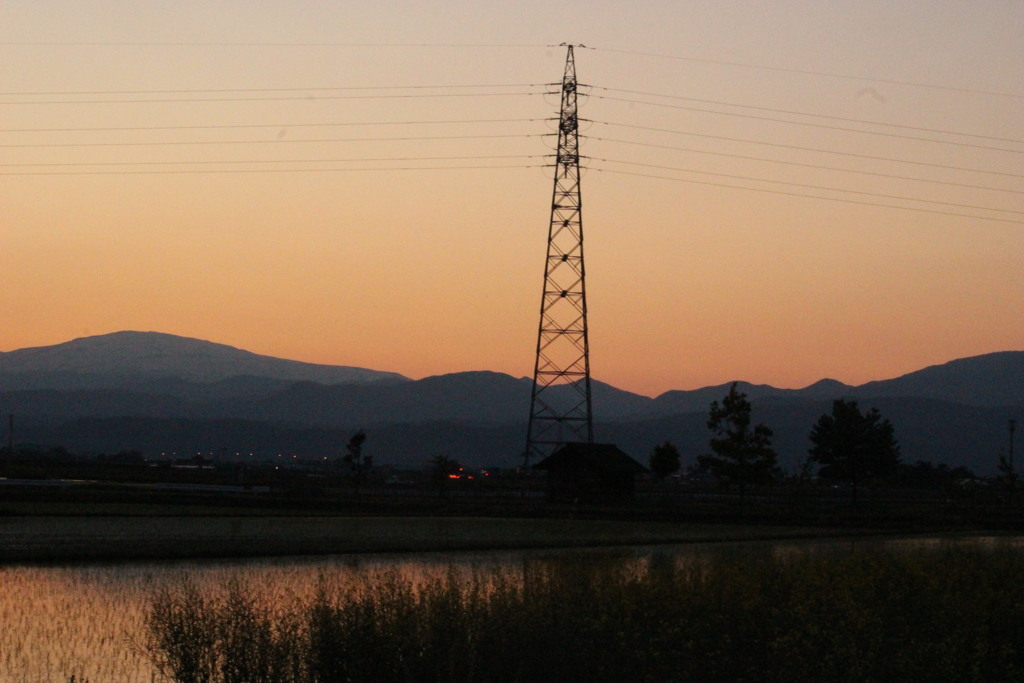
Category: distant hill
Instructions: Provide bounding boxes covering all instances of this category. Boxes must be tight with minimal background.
[852,352,1024,407]
[650,381,829,415]
[219,375,661,428]
[0,332,1020,474]
[0,331,408,389]
[648,353,1024,415]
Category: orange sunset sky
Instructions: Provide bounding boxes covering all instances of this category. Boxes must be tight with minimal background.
[2,2,1022,397]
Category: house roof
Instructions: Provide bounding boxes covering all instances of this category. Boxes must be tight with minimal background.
[533,442,648,474]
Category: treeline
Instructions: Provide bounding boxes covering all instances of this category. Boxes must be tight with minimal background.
[648,383,1001,499]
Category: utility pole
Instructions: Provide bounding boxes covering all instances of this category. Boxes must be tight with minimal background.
[524,44,593,467]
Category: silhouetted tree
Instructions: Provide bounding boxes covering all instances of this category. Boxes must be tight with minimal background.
[997,450,1018,493]
[343,431,370,491]
[809,399,900,502]
[649,441,681,480]
[699,383,779,499]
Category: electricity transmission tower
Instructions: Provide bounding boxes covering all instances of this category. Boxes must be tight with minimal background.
[524,44,593,466]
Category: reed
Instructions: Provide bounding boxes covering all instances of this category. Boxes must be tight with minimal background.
[143,545,1024,682]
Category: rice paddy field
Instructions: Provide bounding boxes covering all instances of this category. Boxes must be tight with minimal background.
[0,514,823,563]
[3,536,1024,682]
[2,551,510,682]
[0,512,828,680]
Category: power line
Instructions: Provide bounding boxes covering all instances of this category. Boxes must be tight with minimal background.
[2,57,1017,227]
[590,120,1024,179]
[10,80,1014,143]
[0,154,543,168]
[6,39,1016,100]
[590,157,1024,216]
[0,118,540,133]
[0,133,544,149]
[10,125,1015,207]
[589,85,1024,144]
[2,91,544,105]
[588,46,1024,100]
[0,83,543,96]
[587,94,1024,153]
[12,129,1011,198]
[588,166,1024,225]
[588,136,1022,195]
[0,41,549,48]
[0,163,545,176]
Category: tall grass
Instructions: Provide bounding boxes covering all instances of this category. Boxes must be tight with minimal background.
[143,545,1024,682]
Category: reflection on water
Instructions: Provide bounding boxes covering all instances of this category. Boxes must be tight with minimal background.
[1,535,1020,682]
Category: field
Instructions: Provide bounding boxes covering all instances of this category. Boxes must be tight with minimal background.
[2,475,1020,563]
[4,488,1024,681]
[0,503,830,563]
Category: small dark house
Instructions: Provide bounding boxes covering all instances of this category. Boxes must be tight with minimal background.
[533,442,647,504]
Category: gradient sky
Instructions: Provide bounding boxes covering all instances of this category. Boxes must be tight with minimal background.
[2,1,1022,397]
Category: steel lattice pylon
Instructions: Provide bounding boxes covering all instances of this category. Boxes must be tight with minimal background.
[524,44,592,467]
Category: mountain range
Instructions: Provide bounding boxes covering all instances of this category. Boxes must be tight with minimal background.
[1,331,1021,474]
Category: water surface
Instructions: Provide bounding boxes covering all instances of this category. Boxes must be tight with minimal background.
[3,535,1019,682]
